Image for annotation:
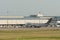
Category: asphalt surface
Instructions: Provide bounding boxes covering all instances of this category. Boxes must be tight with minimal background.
[0,27,60,30]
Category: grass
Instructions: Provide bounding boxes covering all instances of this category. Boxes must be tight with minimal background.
[0,28,60,40]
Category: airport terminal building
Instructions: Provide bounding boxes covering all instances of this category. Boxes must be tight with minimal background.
[0,13,60,28]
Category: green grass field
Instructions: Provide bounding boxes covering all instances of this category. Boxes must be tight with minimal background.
[0,28,60,40]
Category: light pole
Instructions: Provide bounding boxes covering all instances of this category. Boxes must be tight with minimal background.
[6,9,8,28]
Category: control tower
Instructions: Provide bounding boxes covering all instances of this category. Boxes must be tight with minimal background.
[37,11,43,17]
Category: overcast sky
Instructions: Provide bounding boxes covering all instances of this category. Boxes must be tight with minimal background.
[0,0,59,16]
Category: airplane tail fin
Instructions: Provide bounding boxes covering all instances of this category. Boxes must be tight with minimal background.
[46,18,52,24]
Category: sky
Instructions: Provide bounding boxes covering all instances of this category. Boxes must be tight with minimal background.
[0,0,60,16]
